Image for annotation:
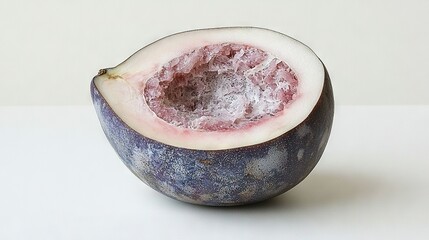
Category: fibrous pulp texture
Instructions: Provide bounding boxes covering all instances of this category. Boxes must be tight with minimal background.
[144,43,298,131]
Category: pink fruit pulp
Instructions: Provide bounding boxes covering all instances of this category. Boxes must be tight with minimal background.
[144,43,299,131]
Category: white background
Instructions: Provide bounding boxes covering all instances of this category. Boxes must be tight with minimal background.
[1,106,429,239]
[1,1,429,239]
[1,0,428,105]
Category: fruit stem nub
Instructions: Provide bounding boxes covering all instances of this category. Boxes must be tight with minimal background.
[98,69,107,76]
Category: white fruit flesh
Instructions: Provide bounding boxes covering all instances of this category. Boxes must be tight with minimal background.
[94,27,325,150]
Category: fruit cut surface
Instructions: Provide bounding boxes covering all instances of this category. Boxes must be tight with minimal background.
[94,27,325,150]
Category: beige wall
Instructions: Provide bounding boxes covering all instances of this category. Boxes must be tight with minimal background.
[1,0,428,105]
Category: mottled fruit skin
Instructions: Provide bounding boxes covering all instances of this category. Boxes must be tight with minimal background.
[90,67,334,206]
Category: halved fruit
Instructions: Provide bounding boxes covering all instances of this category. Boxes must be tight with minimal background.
[91,27,334,206]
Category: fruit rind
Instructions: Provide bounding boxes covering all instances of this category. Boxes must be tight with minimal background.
[90,64,333,206]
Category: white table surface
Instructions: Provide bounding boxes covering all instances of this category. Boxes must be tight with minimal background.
[1,106,428,239]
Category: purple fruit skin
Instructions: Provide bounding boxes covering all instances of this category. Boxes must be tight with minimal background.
[90,66,334,206]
